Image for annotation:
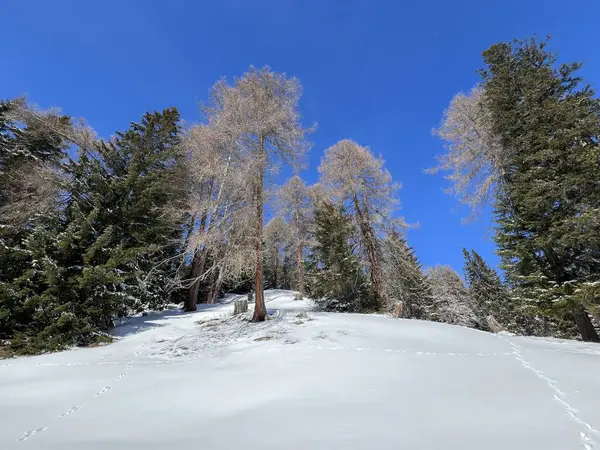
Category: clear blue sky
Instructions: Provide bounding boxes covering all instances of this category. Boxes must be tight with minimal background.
[4,0,600,275]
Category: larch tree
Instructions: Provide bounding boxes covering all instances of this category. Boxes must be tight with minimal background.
[263,216,290,290]
[318,139,398,308]
[278,175,312,299]
[183,121,250,310]
[426,265,478,327]
[202,67,312,321]
[430,86,505,218]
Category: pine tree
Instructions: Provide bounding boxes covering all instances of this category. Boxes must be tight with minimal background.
[382,229,433,319]
[480,38,600,341]
[306,202,370,312]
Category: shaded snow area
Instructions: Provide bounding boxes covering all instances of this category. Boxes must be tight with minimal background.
[2,290,600,450]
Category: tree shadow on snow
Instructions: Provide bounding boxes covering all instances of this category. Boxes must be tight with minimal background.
[110,302,227,338]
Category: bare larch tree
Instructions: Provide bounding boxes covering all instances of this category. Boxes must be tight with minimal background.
[426,265,479,327]
[183,116,252,310]
[318,139,398,304]
[202,67,312,321]
[429,86,504,218]
[278,175,312,299]
[263,216,290,289]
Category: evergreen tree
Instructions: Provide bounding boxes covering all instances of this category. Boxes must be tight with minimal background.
[1,106,188,354]
[306,202,370,312]
[480,38,600,341]
[382,229,434,319]
[0,99,70,349]
[462,249,508,325]
[94,107,188,310]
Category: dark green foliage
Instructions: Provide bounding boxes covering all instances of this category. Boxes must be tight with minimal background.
[382,229,434,319]
[0,100,70,349]
[480,38,600,341]
[462,249,507,324]
[306,202,371,312]
[1,105,188,355]
[92,108,188,309]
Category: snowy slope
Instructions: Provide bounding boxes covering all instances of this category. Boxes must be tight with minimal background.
[1,290,599,450]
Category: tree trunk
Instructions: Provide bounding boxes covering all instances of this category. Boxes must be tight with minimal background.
[184,183,211,312]
[234,299,248,315]
[184,249,203,311]
[486,315,506,333]
[352,195,382,303]
[392,301,404,318]
[273,250,279,289]
[573,308,600,342]
[295,237,304,300]
[253,142,267,322]
[208,269,224,304]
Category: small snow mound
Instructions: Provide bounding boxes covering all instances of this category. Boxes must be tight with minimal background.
[498,330,516,337]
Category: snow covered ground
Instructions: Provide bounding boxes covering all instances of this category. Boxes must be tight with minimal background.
[1,290,600,450]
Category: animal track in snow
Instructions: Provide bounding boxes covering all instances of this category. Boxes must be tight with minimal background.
[501,337,598,450]
[265,345,508,358]
[59,406,81,418]
[13,339,151,444]
[17,427,49,442]
[95,385,112,396]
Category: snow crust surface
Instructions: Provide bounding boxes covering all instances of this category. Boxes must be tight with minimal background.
[1,290,599,449]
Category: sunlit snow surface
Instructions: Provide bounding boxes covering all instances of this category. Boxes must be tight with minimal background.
[2,290,599,449]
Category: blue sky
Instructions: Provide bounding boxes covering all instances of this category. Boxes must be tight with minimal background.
[4,0,600,275]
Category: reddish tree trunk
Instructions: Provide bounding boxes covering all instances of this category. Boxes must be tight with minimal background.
[253,146,267,322]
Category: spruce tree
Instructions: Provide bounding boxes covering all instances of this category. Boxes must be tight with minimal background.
[1,106,188,354]
[59,108,188,324]
[0,99,70,350]
[382,229,434,319]
[306,202,370,312]
[96,107,188,309]
[480,38,600,341]
[462,249,508,325]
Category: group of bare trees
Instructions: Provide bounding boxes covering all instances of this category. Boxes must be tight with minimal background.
[181,67,311,321]
[179,67,415,320]
[173,66,506,333]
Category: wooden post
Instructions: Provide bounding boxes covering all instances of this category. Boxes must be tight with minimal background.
[486,315,506,333]
[392,301,404,319]
[234,299,248,315]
